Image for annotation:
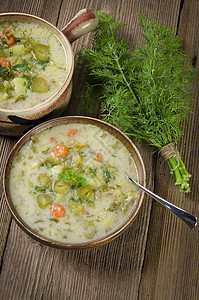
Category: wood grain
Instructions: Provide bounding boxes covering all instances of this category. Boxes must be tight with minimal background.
[0,0,198,299]
[138,0,199,299]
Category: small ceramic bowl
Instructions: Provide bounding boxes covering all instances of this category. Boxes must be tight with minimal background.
[4,116,146,249]
[0,10,98,136]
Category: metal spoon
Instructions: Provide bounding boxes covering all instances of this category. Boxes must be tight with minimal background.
[126,174,197,229]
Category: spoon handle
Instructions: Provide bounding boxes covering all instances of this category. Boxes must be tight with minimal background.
[127,175,197,229]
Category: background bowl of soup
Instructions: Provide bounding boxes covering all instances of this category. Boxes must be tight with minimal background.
[4,116,146,250]
[0,10,98,136]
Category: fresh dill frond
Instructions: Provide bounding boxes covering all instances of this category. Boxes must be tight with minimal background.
[76,12,196,192]
[58,168,87,187]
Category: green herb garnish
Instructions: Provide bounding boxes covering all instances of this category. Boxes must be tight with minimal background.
[0,65,9,77]
[12,63,31,72]
[70,196,92,205]
[14,37,21,43]
[77,12,196,192]
[102,165,112,183]
[58,168,87,187]
[37,59,50,70]
[33,186,47,194]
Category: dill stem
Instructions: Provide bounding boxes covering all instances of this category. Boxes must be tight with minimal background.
[109,26,139,104]
[167,157,182,184]
[167,157,191,192]
[114,52,139,103]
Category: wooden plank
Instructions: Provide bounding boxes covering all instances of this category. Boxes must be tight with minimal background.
[0,137,15,263]
[138,0,199,299]
[0,0,198,299]
[0,0,62,25]
[0,0,63,264]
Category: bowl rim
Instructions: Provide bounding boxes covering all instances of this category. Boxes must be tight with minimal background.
[0,12,74,113]
[4,116,146,249]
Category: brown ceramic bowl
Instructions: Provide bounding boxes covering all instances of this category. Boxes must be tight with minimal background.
[0,10,98,136]
[4,116,146,250]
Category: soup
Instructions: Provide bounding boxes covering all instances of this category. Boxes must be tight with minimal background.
[9,123,139,243]
[0,20,67,110]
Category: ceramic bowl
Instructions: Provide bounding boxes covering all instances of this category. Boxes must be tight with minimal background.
[4,116,146,249]
[0,10,98,136]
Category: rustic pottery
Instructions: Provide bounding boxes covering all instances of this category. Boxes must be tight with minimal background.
[4,116,146,250]
[0,10,98,136]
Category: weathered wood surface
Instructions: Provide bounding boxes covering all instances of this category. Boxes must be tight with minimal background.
[0,0,198,299]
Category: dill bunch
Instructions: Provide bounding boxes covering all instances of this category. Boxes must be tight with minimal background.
[76,12,195,192]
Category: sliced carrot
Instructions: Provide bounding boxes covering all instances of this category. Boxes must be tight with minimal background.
[3,28,12,35]
[96,152,103,163]
[51,144,69,157]
[2,35,15,47]
[67,129,78,137]
[51,204,66,218]
[0,57,10,68]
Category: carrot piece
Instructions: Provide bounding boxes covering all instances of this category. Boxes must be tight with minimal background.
[51,204,66,218]
[0,57,10,68]
[67,129,78,137]
[96,153,103,163]
[2,35,15,46]
[3,28,11,35]
[51,144,69,157]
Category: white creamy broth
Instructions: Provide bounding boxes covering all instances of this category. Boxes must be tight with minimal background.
[0,20,67,110]
[9,123,139,243]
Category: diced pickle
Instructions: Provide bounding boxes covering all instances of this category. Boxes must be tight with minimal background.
[14,95,26,102]
[71,153,83,167]
[15,152,25,162]
[107,202,120,212]
[54,180,69,194]
[10,56,23,66]
[36,194,52,209]
[45,156,60,165]
[88,176,101,189]
[29,38,38,46]
[55,194,66,203]
[68,201,84,215]
[83,220,96,240]
[71,140,89,150]
[33,44,49,61]
[25,45,32,53]
[49,218,59,223]
[31,77,48,93]
[38,173,52,188]
[30,136,38,143]
[12,77,28,94]
[77,184,93,200]
[4,44,26,57]
[0,83,5,93]
[23,53,33,61]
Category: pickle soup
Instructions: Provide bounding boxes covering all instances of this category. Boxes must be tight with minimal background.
[0,20,67,110]
[9,123,139,243]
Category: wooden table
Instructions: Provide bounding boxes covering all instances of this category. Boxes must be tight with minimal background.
[0,0,198,299]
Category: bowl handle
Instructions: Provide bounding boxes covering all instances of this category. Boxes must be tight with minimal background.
[61,9,98,43]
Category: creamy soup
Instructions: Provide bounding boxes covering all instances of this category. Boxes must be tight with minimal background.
[9,123,139,243]
[0,21,67,110]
